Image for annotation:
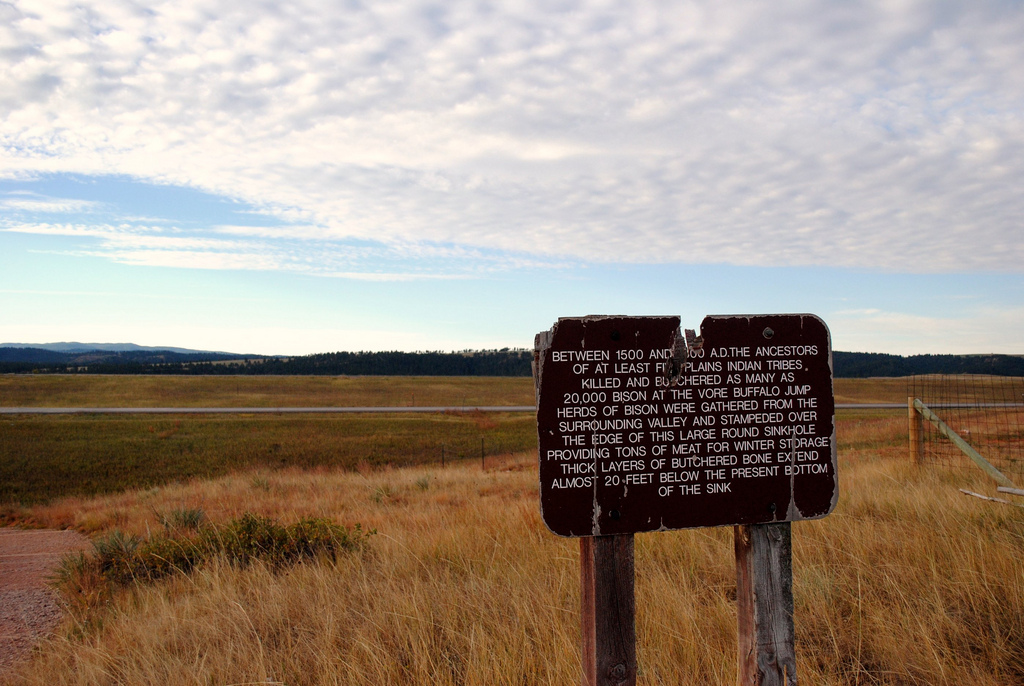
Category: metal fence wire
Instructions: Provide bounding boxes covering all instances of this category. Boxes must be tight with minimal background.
[909,374,1024,476]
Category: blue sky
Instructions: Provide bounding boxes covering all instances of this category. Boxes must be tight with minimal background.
[2,1,1022,356]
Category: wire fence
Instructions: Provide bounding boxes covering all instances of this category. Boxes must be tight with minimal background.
[432,423,538,469]
[909,375,1024,476]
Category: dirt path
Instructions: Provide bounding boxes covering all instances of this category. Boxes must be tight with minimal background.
[0,529,90,678]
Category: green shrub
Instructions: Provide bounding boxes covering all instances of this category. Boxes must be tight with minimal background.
[92,530,143,585]
[214,513,289,567]
[54,513,373,606]
[136,535,206,579]
[285,517,368,562]
[160,506,205,531]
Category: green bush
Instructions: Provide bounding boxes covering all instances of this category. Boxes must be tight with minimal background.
[92,530,143,585]
[137,535,206,579]
[214,512,289,567]
[286,516,362,561]
[160,506,206,531]
[55,513,373,604]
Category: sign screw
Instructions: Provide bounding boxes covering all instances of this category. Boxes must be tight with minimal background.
[762,327,774,339]
[610,330,620,341]
[610,509,621,520]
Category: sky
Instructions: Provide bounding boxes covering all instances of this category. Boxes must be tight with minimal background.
[2,0,1023,356]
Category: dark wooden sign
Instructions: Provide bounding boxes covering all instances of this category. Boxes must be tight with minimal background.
[534,314,836,537]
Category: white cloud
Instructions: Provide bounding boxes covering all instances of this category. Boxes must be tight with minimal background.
[0,288,270,302]
[0,192,104,213]
[3,221,134,239]
[3,216,568,279]
[2,0,1024,272]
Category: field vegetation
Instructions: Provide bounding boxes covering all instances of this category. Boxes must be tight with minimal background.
[2,409,1023,684]
[1,371,540,507]
[0,375,535,408]
[0,412,536,507]
[8,372,1015,408]
[2,376,1023,684]
[0,375,973,506]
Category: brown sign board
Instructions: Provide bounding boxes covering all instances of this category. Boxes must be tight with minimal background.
[534,314,837,537]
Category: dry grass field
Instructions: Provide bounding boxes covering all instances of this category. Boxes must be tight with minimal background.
[0,375,539,506]
[0,412,536,506]
[2,387,1023,684]
[0,375,944,505]
[0,375,536,408]
[3,373,1020,408]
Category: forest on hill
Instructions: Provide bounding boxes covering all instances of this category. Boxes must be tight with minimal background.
[0,348,532,376]
[1,347,1022,377]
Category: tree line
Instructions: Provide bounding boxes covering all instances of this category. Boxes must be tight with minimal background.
[0,348,534,376]
[1,347,1022,377]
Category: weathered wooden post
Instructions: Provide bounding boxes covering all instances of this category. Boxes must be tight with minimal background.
[580,534,636,686]
[735,523,795,685]
[535,315,837,684]
[908,397,923,465]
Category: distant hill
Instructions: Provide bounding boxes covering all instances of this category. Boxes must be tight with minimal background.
[1,345,1022,377]
[0,346,265,371]
[0,342,243,355]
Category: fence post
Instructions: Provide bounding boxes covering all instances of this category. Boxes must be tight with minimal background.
[580,534,636,686]
[908,396,923,465]
[735,523,796,686]
[481,437,485,470]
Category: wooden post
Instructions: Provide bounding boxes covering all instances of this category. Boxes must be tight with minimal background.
[481,437,485,470]
[580,534,636,686]
[735,523,796,686]
[908,396,923,465]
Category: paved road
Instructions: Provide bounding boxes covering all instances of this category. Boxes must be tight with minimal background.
[0,404,910,414]
[0,405,539,414]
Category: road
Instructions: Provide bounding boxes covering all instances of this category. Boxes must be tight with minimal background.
[0,404,909,414]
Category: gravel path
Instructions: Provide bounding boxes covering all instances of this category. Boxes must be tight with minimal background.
[0,529,90,678]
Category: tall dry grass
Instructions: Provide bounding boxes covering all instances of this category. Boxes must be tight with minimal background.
[6,415,1024,684]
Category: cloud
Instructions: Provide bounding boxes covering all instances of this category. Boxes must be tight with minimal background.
[0,192,104,214]
[2,0,1024,272]
[0,288,271,302]
[3,216,569,279]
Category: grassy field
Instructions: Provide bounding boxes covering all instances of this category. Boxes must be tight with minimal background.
[0,375,924,507]
[0,373,968,407]
[0,374,915,508]
[0,412,536,507]
[3,375,1024,683]
[3,407,1023,684]
[0,375,536,408]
